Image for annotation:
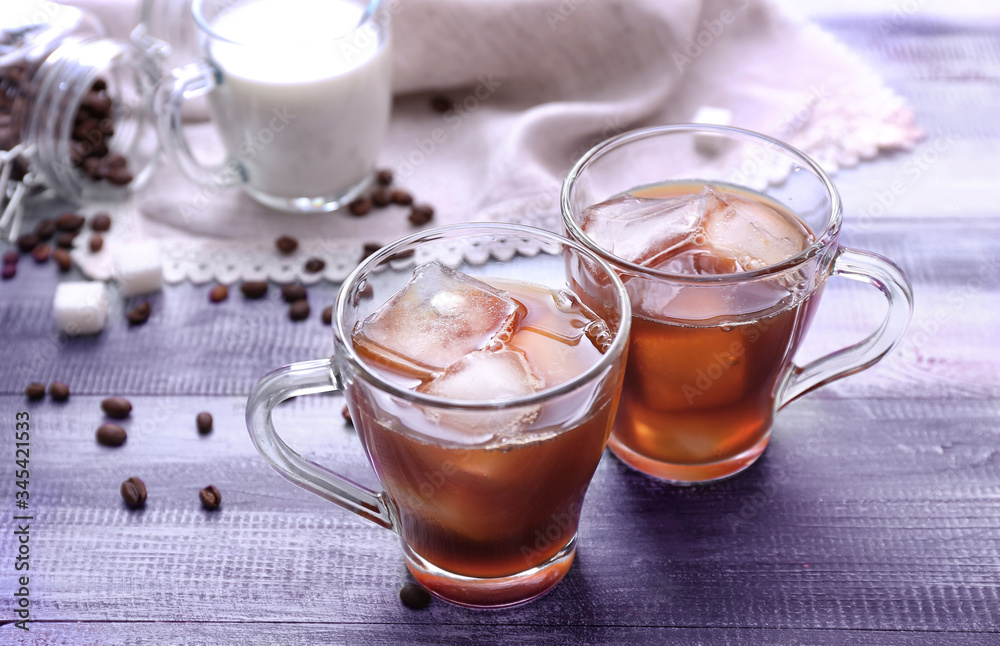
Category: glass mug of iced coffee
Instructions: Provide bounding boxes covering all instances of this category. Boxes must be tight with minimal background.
[155,0,392,212]
[562,125,913,484]
[245,224,630,607]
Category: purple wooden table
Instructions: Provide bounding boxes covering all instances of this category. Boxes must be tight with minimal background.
[2,12,999,645]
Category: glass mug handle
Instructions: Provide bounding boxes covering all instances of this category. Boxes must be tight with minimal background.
[779,247,914,407]
[153,61,242,189]
[245,358,397,531]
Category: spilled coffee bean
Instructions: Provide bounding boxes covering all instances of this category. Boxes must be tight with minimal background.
[199,485,221,510]
[120,477,147,509]
[391,189,413,206]
[376,168,393,186]
[31,243,50,263]
[371,187,392,207]
[240,281,268,299]
[209,284,229,303]
[17,234,38,252]
[348,196,372,216]
[281,284,307,303]
[35,219,56,240]
[399,583,431,609]
[55,232,77,249]
[289,300,310,322]
[321,305,333,325]
[275,235,298,254]
[48,381,70,402]
[52,248,72,272]
[101,397,133,419]
[304,258,325,274]
[196,412,213,434]
[342,404,352,425]
[126,301,151,325]
[56,212,86,233]
[430,95,454,113]
[89,234,104,253]
[96,423,127,447]
[408,204,434,226]
[91,212,112,232]
[25,383,46,401]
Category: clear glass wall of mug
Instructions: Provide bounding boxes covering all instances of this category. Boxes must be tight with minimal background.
[562,125,913,484]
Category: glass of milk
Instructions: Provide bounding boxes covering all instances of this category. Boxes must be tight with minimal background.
[154,0,392,213]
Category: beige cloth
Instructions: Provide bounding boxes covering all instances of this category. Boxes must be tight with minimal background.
[66,0,922,284]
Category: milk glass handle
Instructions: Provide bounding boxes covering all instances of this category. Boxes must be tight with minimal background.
[245,358,397,531]
[779,248,914,406]
[154,60,241,188]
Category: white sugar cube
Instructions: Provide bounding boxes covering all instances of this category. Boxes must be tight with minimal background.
[692,106,733,155]
[113,241,163,296]
[53,282,108,336]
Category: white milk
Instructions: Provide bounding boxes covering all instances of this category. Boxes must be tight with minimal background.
[207,0,392,205]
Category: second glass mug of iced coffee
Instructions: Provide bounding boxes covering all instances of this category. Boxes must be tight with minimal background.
[245,224,630,607]
[562,124,914,484]
[154,0,392,212]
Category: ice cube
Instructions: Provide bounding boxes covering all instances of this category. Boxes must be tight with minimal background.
[418,349,544,437]
[700,186,810,271]
[581,193,702,267]
[353,263,523,378]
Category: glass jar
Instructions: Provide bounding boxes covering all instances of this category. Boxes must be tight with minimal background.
[0,0,159,206]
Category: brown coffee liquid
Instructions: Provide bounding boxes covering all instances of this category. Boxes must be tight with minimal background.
[592,182,818,480]
[349,278,620,579]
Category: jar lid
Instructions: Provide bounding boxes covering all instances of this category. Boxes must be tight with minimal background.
[0,0,93,66]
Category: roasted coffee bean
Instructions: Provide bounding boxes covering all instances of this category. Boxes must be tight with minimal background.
[2,264,15,280]
[3,251,19,265]
[55,232,77,249]
[25,383,46,400]
[126,301,151,325]
[120,477,147,509]
[240,281,268,299]
[304,257,325,274]
[282,284,307,303]
[196,412,213,434]
[16,233,38,252]
[105,168,133,186]
[430,95,454,113]
[275,235,298,254]
[48,381,70,402]
[103,153,126,168]
[35,219,56,240]
[91,212,112,232]
[199,485,221,510]
[101,397,133,419]
[371,187,392,207]
[376,168,393,186]
[387,248,416,262]
[341,404,352,425]
[289,300,310,321]
[89,234,104,253]
[209,284,229,303]
[31,243,51,263]
[408,204,435,226]
[52,248,72,272]
[362,242,382,258]
[56,212,86,232]
[321,305,333,325]
[391,189,413,206]
[96,423,127,447]
[83,157,103,179]
[399,583,431,609]
[80,92,112,118]
[348,196,372,216]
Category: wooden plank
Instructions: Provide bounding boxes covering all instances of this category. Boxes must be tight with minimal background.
[1,394,997,633]
[2,219,997,401]
[4,622,999,646]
